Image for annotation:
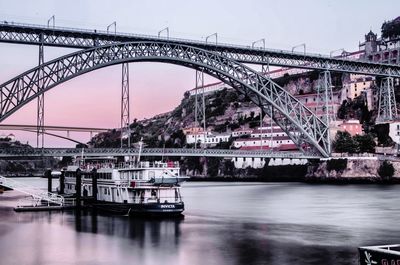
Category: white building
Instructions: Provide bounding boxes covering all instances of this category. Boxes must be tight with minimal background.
[232,157,308,169]
[389,122,400,144]
[232,128,253,137]
[233,136,294,149]
[186,132,230,146]
[188,82,230,97]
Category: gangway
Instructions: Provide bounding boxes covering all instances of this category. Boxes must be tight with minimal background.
[0,176,66,208]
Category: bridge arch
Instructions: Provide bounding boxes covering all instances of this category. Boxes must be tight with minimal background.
[0,41,330,157]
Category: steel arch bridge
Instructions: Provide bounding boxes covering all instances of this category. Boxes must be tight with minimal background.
[0,41,330,157]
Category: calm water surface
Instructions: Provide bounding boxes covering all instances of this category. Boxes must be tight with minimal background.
[1,179,400,265]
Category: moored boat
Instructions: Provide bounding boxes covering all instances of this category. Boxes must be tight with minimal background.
[60,156,189,216]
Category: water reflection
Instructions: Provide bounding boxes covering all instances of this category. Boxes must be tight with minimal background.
[2,182,400,265]
[74,210,182,248]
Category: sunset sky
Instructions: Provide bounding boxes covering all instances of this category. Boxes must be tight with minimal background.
[0,0,399,147]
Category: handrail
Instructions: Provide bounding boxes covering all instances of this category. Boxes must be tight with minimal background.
[0,20,371,63]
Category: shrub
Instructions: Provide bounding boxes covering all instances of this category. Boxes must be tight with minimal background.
[378,160,395,179]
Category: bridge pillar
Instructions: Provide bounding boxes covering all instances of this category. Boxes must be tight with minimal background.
[377,76,397,123]
[316,70,335,125]
[194,70,206,149]
[37,34,45,151]
[120,62,131,148]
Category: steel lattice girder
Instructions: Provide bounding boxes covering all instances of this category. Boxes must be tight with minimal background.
[0,41,330,157]
[0,22,399,77]
[0,147,318,159]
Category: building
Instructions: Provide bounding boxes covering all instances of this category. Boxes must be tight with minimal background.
[231,128,253,137]
[188,82,230,97]
[233,136,294,149]
[388,121,400,144]
[182,126,204,135]
[186,131,230,146]
[337,119,363,136]
[232,157,308,169]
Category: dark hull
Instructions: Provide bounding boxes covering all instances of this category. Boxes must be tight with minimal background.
[86,200,185,217]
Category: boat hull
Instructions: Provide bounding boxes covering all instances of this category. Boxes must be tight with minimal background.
[87,200,185,217]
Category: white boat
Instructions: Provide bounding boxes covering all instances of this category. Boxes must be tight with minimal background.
[60,156,189,216]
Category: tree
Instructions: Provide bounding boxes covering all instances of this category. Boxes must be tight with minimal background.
[378,160,395,180]
[354,134,376,153]
[207,157,221,177]
[333,131,358,153]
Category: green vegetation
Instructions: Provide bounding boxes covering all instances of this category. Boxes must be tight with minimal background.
[382,18,400,39]
[333,131,358,153]
[378,160,395,179]
[326,158,348,172]
[333,131,376,153]
[373,123,394,147]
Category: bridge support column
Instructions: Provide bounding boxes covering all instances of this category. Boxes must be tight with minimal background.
[316,70,335,125]
[120,62,131,148]
[37,34,45,151]
[377,76,397,123]
[194,70,206,149]
[316,70,334,154]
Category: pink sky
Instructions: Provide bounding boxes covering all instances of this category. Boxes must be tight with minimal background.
[1,49,218,147]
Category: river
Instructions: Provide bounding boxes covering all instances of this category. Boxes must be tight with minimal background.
[1,179,400,265]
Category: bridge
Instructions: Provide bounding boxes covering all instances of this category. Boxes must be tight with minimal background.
[0,147,316,159]
[0,21,399,77]
[0,20,399,159]
[0,124,109,133]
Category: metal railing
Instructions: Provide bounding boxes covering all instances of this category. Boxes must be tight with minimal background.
[0,147,316,159]
[0,20,373,63]
[0,176,65,206]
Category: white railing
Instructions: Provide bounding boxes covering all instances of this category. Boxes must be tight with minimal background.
[0,20,365,61]
[0,176,64,206]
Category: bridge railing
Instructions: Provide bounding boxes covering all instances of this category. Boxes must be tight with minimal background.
[0,147,316,159]
[0,20,369,62]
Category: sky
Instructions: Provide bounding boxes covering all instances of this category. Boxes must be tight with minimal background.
[0,0,399,147]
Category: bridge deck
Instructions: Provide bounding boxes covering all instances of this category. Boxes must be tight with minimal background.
[0,148,318,159]
[0,21,399,77]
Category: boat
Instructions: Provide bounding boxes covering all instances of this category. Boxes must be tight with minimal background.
[59,143,189,216]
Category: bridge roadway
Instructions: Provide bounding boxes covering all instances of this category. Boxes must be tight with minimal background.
[0,148,318,159]
[0,21,399,77]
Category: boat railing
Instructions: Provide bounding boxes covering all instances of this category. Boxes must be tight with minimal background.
[131,195,183,204]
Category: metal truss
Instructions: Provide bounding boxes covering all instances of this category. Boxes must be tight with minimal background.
[0,22,399,77]
[194,70,206,149]
[0,41,330,157]
[316,71,336,124]
[37,37,44,149]
[121,62,130,147]
[0,147,318,159]
[377,77,397,123]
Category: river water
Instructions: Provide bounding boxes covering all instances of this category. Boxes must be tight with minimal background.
[1,179,400,265]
